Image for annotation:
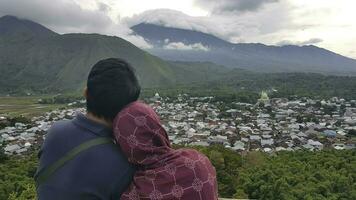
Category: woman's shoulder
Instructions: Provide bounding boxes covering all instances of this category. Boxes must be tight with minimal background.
[173,148,217,184]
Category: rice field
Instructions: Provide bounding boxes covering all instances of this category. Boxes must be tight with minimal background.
[0,96,65,117]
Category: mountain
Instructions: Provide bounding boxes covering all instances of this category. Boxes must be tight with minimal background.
[0,15,56,39]
[132,22,230,48]
[0,16,230,94]
[132,23,356,75]
[2,15,355,95]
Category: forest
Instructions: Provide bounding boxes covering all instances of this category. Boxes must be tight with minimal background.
[36,71,356,108]
[1,145,355,200]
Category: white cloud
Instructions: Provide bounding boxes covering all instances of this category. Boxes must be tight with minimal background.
[163,42,209,51]
[106,24,152,49]
[124,5,291,43]
[0,0,152,49]
[125,9,247,42]
[277,38,324,46]
[0,0,112,33]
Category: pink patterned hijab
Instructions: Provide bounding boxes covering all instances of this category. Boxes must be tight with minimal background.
[113,101,218,200]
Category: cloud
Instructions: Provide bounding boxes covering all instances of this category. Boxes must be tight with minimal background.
[0,0,151,48]
[194,0,279,13]
[276,38,324,46]
[97,2,111,13]
[163,42,209,51]
[0,0,293,49]
[299,38,323,45]
[0,0,112,33]
[125,9,246,42]
[117,27,153,49]
[124,5,291,44]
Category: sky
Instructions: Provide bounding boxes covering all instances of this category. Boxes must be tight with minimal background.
[0,0,355,58]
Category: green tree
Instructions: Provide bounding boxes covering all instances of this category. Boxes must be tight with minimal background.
[0,142,8,163]
[8,184,37,200]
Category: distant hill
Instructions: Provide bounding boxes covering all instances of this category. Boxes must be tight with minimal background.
[132,23,356,75]
[0,15,57,39]
[0,16,229,94]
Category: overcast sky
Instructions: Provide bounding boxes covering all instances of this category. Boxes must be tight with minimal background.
[0,0,355,58]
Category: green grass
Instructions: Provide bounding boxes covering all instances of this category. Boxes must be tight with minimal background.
[0,96,65,117]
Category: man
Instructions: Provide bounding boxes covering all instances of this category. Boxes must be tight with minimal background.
[35,58,141,199]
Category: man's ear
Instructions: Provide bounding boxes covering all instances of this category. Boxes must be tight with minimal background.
[83,87,88,99]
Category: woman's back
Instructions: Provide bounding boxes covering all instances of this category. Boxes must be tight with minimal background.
[113,101,218,200]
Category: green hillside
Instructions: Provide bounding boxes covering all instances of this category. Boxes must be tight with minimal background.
[0,32,175,93]
[0,16,232,95]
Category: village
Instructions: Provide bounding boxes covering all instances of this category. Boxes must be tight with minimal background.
[1,92,356,155]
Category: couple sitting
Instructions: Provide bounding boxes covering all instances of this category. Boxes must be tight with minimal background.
[35,58,218,200]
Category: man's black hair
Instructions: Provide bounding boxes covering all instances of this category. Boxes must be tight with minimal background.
[86,58,141,120]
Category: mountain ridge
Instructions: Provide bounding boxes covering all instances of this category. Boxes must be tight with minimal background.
[132,23,356,74]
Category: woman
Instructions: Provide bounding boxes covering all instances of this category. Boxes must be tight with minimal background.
[113,101,218,200]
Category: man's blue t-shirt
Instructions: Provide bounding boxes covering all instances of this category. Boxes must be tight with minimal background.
[35,113,135,200]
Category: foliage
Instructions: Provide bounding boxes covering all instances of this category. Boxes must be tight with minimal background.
[141,72,356,104]
[8,184,36,200]
[0,142,8,163]
[141,87,260,104]
[1,148,355,200]
[191,146,356,200]
[8,116,31,126]
[220,72,356,100]
[348,130,356,137]
[193,145,243,197]
[0,154,37,200]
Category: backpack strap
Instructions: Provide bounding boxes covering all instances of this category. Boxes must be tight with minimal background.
[35,137,114,187]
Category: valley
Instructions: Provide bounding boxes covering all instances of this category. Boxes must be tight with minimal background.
[0,14,356,200]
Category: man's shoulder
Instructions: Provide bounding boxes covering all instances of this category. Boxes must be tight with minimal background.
[45,120,75,140]
[50,119,74,132]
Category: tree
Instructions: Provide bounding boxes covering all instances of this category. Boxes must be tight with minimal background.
[296,115,304,123]
[348,129,356,137]
[8,184,37,200]
[233,188,248,199]
[0,142,7,162]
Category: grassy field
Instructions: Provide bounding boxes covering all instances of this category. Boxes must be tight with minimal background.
[0,96,66,118]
